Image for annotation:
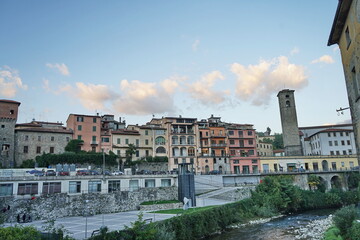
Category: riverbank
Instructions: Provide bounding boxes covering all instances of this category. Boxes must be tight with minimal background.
[294,215,333,239]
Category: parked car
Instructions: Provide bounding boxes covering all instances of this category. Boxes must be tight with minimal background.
[112,170,124,175]
[27,170,44,176]
[104,170,111,176]
[136,170,152,175]
[208,170,221,175]
[46,170,56,176]
[89,170,100,175]
[59,171,70,176]
[76,170,90,176]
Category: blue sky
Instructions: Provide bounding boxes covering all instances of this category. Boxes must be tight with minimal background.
[0,0,350,133]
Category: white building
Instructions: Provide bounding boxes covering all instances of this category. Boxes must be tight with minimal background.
[299,124,356,156]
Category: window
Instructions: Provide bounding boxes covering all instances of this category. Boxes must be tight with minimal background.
[129,180,139,191]
[145,130,149,136]
[188,148,195,156]
[102,137,109,142]
[108,180,120,192]
[174,158,178,164]
[341,162,345,167]
[252,159,257,164]
[145,150,149,156]
[1,125,4,128]
[343,150,347,155]
[341,140,345,145]
[248,150,254,155]
[346,132,349,136]
[345,26,351,48]
[230,150,235,156]
[92,126,96,132]
[0,184,13,196]
[88,181,101,193]
[248,140,253,145]
[77,135,82,140]
[340,132,343,137]
[117,150,120,155]
[145,179,155,188]
[329,141,332,146]
[77,116,84,122]
[50,147,54,153]
[145,139,149,145]
[334,141,338,146]
[313,163,319,171]
[333,132,336,137]
[77,125,82,131]
[92,136,96,142]
[93,117,97,123]
[125,139,129,144]
[347,140,351,145]
[156,147,166,154]
[69,181,81,193]
[117,138,121,144]
[161,179,171,187]
[23,146,28,153]
[42,182,61,194]
[248,131,253,136]
[66,137,70,142]
[10,110,14,114]
[36,146,41,154]
[136,139,139,146]
[286,100,291,107]
[228,130,234,135]
[38,136,41,141]
[330,151,334,155]
[155,136,165,145]
[328,133,331,137]
[18,183,38,195]
[238,131,243,136]
[331,162,337,170]
[230,140,235,145]
[352,67,360,98]
[25,135,29,141]
[336,151,340,155]
[136,150,139,157]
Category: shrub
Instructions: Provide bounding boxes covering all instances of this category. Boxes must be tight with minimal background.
[349,221,360,240]
[323,226,342,240]
[0,226,41,240]
[333,205,359,237]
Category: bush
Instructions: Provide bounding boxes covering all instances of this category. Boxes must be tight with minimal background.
[333,205,359,238]
[349,221,360,240]
[0,226,41,240]
[323,226,342,240]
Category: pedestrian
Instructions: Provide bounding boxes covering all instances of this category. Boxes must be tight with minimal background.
[28,215,32,222]
[22,213,26,223]
[17,214,20,223]
[7,205,10,211]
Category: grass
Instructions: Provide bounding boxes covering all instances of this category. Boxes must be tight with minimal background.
[150,206,216,214]
[140,200,180,205]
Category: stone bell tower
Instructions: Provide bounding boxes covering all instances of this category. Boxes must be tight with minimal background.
[277,89,302,156]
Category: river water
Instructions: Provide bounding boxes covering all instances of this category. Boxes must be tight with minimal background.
[207,209,335,240]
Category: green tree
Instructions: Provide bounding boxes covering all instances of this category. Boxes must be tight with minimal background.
[122,212,157,240]
[19,159,35,168]
[0,226,41,240]
[125,144,137,166]
[273,133,284,150]
[333,205,359,238]
[64,139,84,153]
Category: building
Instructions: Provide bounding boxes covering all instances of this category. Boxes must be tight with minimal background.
[14,121,73,166]
[277,89,302,156]
[66,114,102,152]
[0,99,21,168]
[328,0,360,165]
[299,124,356,156]
[256,135,274,157]
[111,129,141,161]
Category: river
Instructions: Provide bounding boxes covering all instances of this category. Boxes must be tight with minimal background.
[207,209,335,240]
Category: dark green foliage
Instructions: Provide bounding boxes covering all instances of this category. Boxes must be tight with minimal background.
[64,139,83,153]
[333,205,359,237]
[349,221,360,240]
[35,152,117,167]
[273,133,284,150]
[19,159,35,168]
[323,226,342,240]
[347,172,360,189]
[0,226,41,240]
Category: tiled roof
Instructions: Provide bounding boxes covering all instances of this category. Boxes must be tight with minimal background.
[15,127,73,134]
[0,99,21,105]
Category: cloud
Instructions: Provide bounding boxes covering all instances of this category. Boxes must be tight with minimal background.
[0,66,27,97]
[46,63,70,76]
[186,71,229,105]
[112,78,179,115]
[60,82,117,110]
[290,47,300,55]
[192,39,200,51]
[231,56,308,106]
[42,79,51,92]
[311,55,335,64]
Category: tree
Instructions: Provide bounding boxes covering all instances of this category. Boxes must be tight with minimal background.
[273,133,284,150]
[125,144,137,166]
[19,159,35,168]
[64,139,83,153]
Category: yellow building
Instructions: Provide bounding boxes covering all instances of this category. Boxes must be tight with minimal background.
[328,0,360,166]
[260,155,358,173]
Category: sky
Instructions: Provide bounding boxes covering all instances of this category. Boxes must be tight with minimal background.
[0,0,351,133]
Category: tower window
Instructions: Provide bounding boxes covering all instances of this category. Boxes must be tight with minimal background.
[10,110,14,115]
[286,100,291,107]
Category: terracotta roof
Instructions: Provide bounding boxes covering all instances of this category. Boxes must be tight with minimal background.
[111,129,140,135]
[299,123,353,130]
[0,99,21,105]
[15,127,73,134]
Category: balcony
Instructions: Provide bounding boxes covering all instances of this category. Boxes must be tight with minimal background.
[90,141,99,145]
[211,144,227,147]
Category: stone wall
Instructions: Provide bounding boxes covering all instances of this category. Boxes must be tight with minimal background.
[0,186,178,223]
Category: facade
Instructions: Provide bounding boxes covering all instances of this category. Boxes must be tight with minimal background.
[260,155,358,173]
[256,135,274,157]
[66,114,102,152]
[277,89,302,156]
[0,99,21,168]
[111,129,141,161]
[299,124,356,156]
[328,0,360,166]
[14,121,73,166]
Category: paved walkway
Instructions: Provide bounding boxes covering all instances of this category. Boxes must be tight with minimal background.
[4,197,232,240]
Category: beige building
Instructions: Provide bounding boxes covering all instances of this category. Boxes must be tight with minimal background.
[111,129,141,161]
[256,135,273,157]
[260,155,358,173]
[328,0,360,166]
[14,121,72,165]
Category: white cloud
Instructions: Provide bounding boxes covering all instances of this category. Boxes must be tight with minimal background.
[186,71,229,105]
[290,47,300,55]
[46,63,70,76]
[112,78,179,115]
[0,66,27,97]
[231,56,308,106]
[192,39,200,51]
[42,79,51,92]
[311,55,335,64]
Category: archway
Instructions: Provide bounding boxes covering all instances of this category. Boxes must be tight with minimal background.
[331,175,342,189]
[322,160,329,171]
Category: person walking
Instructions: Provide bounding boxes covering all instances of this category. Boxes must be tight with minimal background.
[22,213,26,223]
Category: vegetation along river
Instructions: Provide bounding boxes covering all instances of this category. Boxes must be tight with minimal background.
[207,209,335,240]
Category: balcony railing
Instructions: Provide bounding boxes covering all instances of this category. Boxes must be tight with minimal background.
[211,144,227,147]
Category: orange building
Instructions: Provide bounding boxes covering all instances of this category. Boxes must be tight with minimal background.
[66,114,101,152]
